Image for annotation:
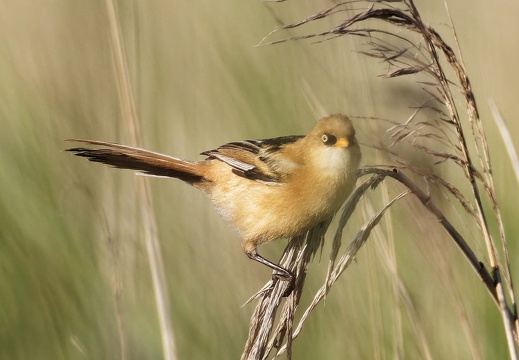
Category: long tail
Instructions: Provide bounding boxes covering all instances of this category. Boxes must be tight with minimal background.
[66,139,205,184]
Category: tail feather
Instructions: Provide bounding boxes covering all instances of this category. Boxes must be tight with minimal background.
[66,139,204,184]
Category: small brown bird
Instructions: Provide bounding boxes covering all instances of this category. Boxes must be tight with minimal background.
[67,114,361,281]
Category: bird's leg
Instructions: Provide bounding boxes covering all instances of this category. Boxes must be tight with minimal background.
[246,251,293,282]
[247,251,295,297]
[242,240,295,295]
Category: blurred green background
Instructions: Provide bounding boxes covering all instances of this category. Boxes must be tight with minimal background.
[1,0,518,359]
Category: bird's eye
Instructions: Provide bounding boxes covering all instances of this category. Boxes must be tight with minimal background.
[321,133,336,145]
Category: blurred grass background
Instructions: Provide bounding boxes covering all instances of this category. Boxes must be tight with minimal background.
[1,0,518,359]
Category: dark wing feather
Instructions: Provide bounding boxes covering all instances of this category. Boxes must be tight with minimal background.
[201,136,304,183]
[259,135,304,152]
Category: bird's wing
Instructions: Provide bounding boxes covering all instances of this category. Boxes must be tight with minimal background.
[201,135,304,183]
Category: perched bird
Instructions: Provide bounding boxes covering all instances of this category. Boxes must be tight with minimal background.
[66,114,361,282]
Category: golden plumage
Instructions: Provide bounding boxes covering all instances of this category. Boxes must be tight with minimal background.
[67,114,361,280]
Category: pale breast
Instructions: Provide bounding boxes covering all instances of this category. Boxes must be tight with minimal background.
[199,152,358,244]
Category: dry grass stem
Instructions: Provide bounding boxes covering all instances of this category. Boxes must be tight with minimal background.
[242,223,330,360]
[102,211,127,360]
[491,100,519,189]
[104,0,177,358]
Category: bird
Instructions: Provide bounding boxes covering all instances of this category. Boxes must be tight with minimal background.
[66,114,361,283]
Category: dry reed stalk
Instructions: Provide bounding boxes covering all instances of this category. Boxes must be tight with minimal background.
[243,1,518,358]
[104,1,177,359]
[490,100,519,189]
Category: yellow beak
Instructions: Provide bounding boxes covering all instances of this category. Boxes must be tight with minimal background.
[335,137,349,148]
